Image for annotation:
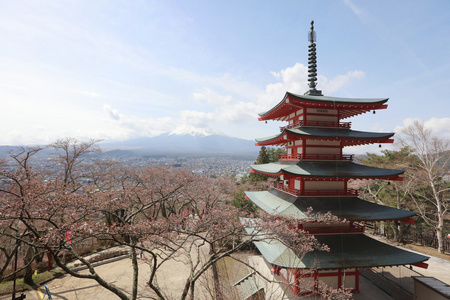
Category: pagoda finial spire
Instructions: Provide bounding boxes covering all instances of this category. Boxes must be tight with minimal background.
[305,20,323,96]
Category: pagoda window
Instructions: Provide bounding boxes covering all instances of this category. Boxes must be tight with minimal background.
[294,179,301,190]
[295,140,302,146]
[296,108,303,116]
[287,148,292,155]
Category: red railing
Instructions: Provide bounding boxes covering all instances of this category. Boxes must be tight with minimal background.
[301,189,359,196]
[280,120,351,131]
[278,154,354,161]
[274,182,301,196]
[303,224,364,234]
[274,182,358,197]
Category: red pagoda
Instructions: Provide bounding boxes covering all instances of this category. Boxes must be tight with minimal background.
[243,21,429,296]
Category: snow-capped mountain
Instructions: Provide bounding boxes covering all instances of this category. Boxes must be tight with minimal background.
[101,126,257,157]
[169,125,224,137]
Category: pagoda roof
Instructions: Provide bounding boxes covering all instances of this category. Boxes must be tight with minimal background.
[258,92,388,121]
[245,190,416,221]
[247,232,428,269]
[255,127,394,147]
[251,161,404,180]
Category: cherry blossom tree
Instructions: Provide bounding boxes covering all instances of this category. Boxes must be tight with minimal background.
[0,139,345,300]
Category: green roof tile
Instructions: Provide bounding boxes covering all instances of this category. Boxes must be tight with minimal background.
[245,190,416,221]
[251,161,404,178]
[255,127,394,143]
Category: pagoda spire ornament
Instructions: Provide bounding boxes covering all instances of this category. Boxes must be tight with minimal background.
[305,20,323,96]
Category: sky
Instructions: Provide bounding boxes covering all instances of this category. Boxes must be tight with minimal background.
[1,0,449,154]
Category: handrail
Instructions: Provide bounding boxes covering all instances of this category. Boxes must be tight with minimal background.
[278,154,354,161]
[280,120,351,131]
[304,225,364,234]
[301,189,359,196]
[273,182,301,196]
[274,182,358,197]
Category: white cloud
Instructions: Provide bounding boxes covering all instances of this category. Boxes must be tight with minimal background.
[102,104,173,140]
[178,63,366,132]
[345,143,393,156]
[103,104,120,120]
[192,88,232,105]
[325,70,365,94]
[343,0,365,18]
[395,117,450,139]
[259,63,365,108]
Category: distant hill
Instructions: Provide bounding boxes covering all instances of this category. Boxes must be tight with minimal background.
[100,132,258,158]
[0,127,260,159]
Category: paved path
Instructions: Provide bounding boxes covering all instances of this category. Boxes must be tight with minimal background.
[2,241,449,299]
[2,241,213,300]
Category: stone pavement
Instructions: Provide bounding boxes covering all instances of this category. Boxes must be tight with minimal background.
[2,243,450,300]
[2,243,214,300]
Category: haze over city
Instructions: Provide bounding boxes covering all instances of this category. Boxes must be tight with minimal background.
[1,0,449,154]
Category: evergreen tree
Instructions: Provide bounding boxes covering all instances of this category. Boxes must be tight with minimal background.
[231,189,257,213]
[249,146,270,182]
[256,146,270,164]
[248,146,286,182]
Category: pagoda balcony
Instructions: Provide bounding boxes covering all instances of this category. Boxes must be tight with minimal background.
[280,120,351,131]
[274,182,358,197]
[301,189,359,196]
[273,183,301,196]
[302,223,365,234]
[278,153,354,161]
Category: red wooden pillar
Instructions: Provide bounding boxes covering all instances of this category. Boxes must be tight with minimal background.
[300,179,305,195]
[354,268,360,293]
[314,270,319,293]
[302,139,306,157]
[293,269,300,295]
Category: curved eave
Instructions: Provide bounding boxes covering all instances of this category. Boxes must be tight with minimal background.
[258,92,389,121]
[245,190,416,221]
[245,231,428,269]
[250,161,404,180]
[287,92,389,105]
[255,128,395,147]
[303,234,428,269]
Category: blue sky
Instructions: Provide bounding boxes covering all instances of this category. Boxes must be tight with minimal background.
[1,1,449,154]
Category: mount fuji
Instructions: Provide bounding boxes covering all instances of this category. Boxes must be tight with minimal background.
[101,126,258,157]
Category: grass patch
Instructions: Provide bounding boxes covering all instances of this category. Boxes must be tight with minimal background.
[0,270,63,295]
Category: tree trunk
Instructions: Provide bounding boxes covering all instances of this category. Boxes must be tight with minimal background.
[23,245,34,285]
[131,247,139,300]
[190,281,195,300]
[437,224,444,254]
